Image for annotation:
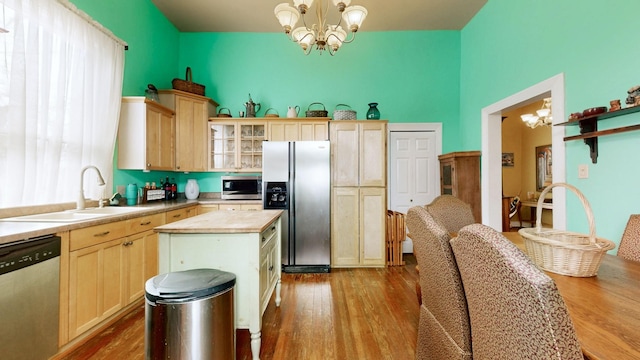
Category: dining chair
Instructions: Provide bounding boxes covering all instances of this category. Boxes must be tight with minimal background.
[425,194,475,234]
[618,214,640,262]
[450,224,583,360]
[406,206,472,360]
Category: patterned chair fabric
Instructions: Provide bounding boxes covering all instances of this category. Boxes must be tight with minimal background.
[426,195,475,234]
[618,214,640,262]
[450,224,583,360]
[406,206,472,360]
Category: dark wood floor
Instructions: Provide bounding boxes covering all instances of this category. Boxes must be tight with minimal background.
[64,255,419,360]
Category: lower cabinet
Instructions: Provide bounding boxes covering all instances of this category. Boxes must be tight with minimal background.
[65,213,164,341]
[331,186,386,267]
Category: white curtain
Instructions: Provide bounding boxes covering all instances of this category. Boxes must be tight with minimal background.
[0,0,124,208]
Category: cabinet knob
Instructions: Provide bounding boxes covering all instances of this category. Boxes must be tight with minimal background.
[262,236,266,242]
[147,163,151,167]
[140,221,151,225]
[410,199,413,202]
[94,231,110,237]
[269,265,274,271]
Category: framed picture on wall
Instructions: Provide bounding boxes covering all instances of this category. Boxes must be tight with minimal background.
[536,144,552,191]
[502,153,514,167]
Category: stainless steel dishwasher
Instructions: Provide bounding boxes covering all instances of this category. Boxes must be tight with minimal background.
[0,234,61,360]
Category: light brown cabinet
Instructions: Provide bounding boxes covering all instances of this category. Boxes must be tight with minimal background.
[208,120,266,172]
[267,118,329,141]
[438,151,481,222]
[330,120,387,268]
[158,90,218,172]
[65,213,164,340]
[118,97,175,171]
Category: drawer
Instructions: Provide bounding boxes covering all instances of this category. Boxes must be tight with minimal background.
[70,220,127,251]
[198,204,219,214]
[126,213,164,235]
[165,208,188,224]
[260,221,278,249]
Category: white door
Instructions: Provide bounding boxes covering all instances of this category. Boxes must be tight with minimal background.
[389,129,440,253]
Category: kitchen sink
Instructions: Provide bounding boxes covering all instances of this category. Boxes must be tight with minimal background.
[0,207,143,223]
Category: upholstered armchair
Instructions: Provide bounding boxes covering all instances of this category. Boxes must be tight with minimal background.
[450,224,583,360]
[406,206,472,360]
[425,195,475,234]
[618,214,640,262]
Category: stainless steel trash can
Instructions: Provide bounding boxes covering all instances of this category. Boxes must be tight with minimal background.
[145,268,236,360]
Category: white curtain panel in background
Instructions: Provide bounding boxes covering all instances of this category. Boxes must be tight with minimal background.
[0,0,125,208]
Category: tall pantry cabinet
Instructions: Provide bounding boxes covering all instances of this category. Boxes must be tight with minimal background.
[330,120,387,268]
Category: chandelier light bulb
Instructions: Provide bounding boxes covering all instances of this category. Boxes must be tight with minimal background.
[342,5,367,32]
[275,3,300,33]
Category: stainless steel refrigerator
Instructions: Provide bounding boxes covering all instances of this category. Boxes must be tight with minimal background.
[262,141,331,273]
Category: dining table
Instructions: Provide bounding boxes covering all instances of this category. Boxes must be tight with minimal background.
[501,231,640,360]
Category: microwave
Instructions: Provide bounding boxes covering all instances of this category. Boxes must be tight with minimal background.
[221,176,262,200]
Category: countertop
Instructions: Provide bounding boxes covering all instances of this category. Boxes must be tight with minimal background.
[155,209,283,234]
[0,199,263,245]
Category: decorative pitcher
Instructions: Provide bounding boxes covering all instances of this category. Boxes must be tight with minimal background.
[287,106,300,118]
[244,94,261,118]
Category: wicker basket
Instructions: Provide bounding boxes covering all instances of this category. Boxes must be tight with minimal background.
[172,67,205,96]
[265,108,280,117]
[305,102,328,117]
[217,108,232,117]
[518,183,616,277]
[333,104,357,120]
[518,183,615,277]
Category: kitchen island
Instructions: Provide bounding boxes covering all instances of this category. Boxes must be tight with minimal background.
[154,209,283,360]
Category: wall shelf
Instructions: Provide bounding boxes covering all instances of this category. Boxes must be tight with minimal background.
[556,105,640,163]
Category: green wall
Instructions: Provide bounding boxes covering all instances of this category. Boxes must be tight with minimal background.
[460,0,640,244]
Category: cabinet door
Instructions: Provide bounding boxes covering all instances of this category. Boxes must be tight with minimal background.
[144,231,159,282]
[331,187,360,266]
[209,122,237,171]
[268,122,299,141]
[300,121,328,141]
[360,187,386,266]
[239,122,265,171]
[360,122,387,187]
[68,238,123,339]
[175,95,208,171]
[440,160,454,195]
[331,122,359,186]
[123,234,145,304]
[146,104,175,171]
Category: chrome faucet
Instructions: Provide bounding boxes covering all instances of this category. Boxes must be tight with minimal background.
[78,165,106,210]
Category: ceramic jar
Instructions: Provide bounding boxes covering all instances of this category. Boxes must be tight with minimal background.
[185,179,200,200]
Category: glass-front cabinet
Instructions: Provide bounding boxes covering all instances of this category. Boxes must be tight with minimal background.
[209,120,266,172]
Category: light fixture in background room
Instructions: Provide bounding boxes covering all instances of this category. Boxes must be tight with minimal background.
[521,97,552,128]
[274,0,367,55]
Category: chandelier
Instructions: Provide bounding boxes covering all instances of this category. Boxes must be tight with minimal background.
[274,0,368,55]
[521,97,552,128]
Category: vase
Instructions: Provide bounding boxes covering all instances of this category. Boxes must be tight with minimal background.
[185,179,200,200]
[366,102,380,120]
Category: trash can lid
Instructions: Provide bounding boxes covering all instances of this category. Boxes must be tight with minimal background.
[145,268,236,303]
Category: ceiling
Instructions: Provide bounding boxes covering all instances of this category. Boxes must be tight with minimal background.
[151,0,488,33]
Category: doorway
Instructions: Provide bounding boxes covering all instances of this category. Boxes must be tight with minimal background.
[481,73,566,231]
[388,123,442,253]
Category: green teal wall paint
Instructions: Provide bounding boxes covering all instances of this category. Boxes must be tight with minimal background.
[70,0,186,192]
[178,31,463,152]
[460,0,640,246]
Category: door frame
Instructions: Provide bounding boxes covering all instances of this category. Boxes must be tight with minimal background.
[481,73,566,231]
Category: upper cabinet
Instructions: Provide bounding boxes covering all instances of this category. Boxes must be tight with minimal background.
[330,121,387,187]
[158,90,218,172]
[267,118,329,141]
[118,97,175,171]
[208,119,266,172]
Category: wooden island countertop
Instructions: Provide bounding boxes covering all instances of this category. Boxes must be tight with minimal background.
[154,209,283,234]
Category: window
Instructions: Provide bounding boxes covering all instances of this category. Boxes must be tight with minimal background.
[0,0,125,208]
